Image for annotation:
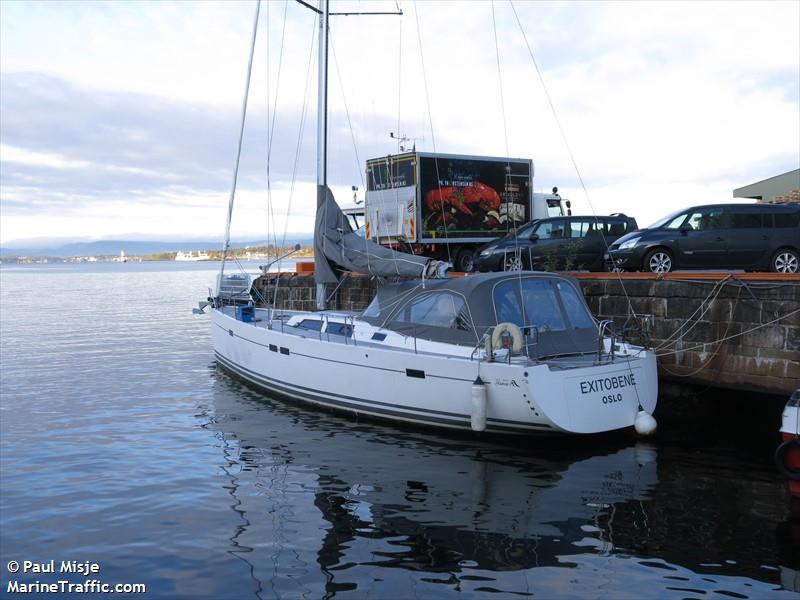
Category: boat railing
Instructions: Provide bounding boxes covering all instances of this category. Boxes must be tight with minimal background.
[597,319,616,362]
[470,328,495,362]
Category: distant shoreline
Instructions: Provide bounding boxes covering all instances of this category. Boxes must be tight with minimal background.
[1,245,315,264]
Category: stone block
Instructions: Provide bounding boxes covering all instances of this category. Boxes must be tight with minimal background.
[786,326,800,352]
[761,300,800,327]
[740,325,786,350]
[730,300,765,325]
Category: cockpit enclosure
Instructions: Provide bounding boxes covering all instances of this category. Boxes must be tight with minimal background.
[360,272,599,358]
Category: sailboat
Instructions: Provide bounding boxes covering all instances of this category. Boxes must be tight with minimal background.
[206,0,658,436]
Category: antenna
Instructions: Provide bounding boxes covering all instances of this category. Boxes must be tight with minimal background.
[389,131,423,152]
[351,185,362,204]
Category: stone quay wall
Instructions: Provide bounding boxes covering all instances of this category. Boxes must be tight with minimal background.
[252,272,800,395]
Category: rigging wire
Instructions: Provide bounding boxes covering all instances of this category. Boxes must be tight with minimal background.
[329,32,365,190]
[413,0,452,266]
[508,1,639,321]
[396,7,403,155]
[281,12,319,249]
[265,0,291,265]
[218,0,261,291]
[491,0,527,329]
[508,1,648,412]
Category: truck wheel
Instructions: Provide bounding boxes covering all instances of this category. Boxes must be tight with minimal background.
[644,248,673,273]
[771,248,799,273]
[455,248,475,272]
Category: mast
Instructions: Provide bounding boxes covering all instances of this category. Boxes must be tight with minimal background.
[315,0,330,310]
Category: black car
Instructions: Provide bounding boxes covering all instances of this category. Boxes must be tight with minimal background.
[474,214,638,272]
[606,203,800,273]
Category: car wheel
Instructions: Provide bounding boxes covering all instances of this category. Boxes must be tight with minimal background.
[644,248,673,273]
[503,253,524,271]
[771,248,799,273]
[455,248,475,272]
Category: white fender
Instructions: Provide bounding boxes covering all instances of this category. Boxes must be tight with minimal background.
[471,376,487,432]
[634,410,657,436]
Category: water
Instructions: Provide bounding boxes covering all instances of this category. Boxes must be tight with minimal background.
[1,262,797,599]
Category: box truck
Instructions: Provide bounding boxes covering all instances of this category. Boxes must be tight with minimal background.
[364,152,565,271]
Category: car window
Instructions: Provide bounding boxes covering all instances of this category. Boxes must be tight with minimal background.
[775,211,800,228]
[517,223,536,238]
[661,213,689,230]
[392,292,466,328]
[685,208,724,231]
[606,219,628,236]
[728,209,764,229]
[533,219,566,239]
[568,220,604,238]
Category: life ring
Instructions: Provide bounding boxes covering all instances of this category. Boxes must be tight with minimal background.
[489,322,524,354]
[775,437,800,481]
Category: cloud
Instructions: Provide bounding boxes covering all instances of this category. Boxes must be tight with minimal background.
[0,0,798,244]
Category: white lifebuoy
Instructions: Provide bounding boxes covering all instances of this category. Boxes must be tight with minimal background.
[490,322,524,354]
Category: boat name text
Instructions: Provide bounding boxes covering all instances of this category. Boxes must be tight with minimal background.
[580,374,636,395]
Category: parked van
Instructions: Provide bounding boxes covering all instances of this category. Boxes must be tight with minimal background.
[606,203,800,273]
[474,214,637,272]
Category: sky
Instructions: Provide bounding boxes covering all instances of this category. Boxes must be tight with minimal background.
[1,0,798,246]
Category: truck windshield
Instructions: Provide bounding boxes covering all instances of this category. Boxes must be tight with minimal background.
[546,199,563,217]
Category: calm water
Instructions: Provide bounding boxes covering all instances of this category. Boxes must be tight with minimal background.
[1,262,797,599]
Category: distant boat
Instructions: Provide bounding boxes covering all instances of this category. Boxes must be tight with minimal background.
[115,250,127,263]
[176,250,211,262]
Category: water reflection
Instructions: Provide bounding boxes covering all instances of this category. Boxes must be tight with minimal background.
[205,372,663,596]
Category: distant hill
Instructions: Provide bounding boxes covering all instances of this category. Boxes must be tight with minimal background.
[0,238,313,258]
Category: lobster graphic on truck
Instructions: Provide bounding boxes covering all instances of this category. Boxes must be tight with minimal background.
[364,152,565,272]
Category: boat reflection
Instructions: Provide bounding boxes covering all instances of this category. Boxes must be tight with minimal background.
[206,375,658,596]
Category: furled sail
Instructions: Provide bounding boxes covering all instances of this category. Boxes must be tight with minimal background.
[314,186,450,283]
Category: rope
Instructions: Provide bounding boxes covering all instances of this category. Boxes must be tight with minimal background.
[659,287,742,378]
[655,307,800,357]
[654,275,732,351]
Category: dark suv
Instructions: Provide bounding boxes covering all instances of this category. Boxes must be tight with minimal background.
[474,214,638,272]
[606,203,800,273]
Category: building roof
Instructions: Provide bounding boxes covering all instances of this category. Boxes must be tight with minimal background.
[733,169,800,200]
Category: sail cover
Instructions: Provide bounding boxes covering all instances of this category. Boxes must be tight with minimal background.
[314,186,450,284]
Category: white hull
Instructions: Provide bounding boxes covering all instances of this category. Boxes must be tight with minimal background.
[212,307,658,435]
